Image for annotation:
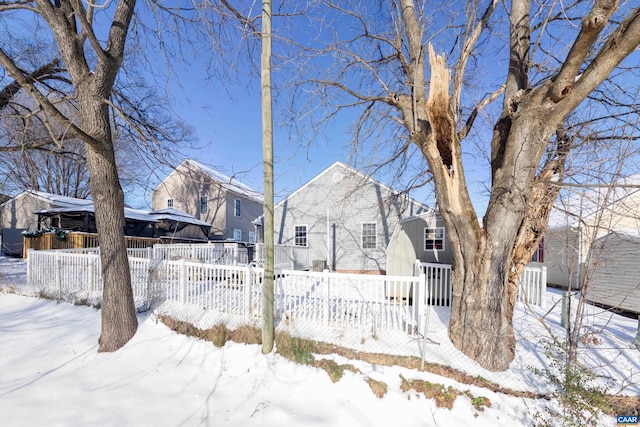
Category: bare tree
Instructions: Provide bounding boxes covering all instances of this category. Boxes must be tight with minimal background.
[0,0,140,351]
[0,47,192,205]
[0,142,90,198]
[281,1,640,370]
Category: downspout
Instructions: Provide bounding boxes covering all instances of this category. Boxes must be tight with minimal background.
[327,209,330,270]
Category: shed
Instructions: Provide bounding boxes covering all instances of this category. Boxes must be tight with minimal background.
[585,231,640,314]
[386,211,451,276]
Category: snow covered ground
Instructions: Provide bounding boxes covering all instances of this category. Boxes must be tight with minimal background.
[0,255,638,426]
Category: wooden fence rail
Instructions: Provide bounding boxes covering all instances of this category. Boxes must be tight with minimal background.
[23,232,159,258]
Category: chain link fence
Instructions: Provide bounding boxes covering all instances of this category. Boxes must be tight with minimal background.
[11,248,638,397]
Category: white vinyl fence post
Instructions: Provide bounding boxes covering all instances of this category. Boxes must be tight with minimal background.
[539,267,547,307]
[324,269,331,326]
[244,264,253,317]
[26,249,32,289]
[55,250,62,301]
[290,246,294,269]
[180,258,187,304]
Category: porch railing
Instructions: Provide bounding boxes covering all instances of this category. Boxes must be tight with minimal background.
[23,232,159,258]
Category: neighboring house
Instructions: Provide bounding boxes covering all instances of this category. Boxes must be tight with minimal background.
[152,159,263,242]
[585,231,640,314]
[255,161,431,274]
[1,191,93,256]
[542,175,640,289]
[1,190,211,256]
[386,211,546,276]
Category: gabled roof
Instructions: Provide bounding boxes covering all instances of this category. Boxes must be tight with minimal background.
[548,174,640,229]
[154,159,263,203]
[254,161,432,222]
[0,190,93,209]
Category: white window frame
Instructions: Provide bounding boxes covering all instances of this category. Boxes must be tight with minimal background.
[361,222,377,249]
[294,225,308,247]
[234,198,241,217]
[200,196,208,214]
[167,198,174,208]
[233,229,242,241]
[424,227,445,251]
[248,231,256,244]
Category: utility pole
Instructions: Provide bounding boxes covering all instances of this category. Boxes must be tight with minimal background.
[261,0,275,354]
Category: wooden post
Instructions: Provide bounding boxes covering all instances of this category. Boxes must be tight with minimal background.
[261,0,275,355]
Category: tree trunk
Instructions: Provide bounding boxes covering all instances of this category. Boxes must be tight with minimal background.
[88,144,138,352]
[448,244,516,371]
[79,87,137,352]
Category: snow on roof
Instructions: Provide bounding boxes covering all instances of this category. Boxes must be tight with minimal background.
[548,174,640,229]
[184,160,263,203]
[34,205,159,223]
[397,209,439,224]
[17,190,94,209]
[149,209,211,227]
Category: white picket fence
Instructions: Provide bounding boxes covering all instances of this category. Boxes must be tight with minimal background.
[414,261,547,308]
[26,250,547,343]
[54,243,250,265]
[254,243,311,270]
[27,250,422,332]
[152,243,249,265]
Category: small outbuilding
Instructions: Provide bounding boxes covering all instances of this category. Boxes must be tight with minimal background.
[386,211,451,276]
[585,231,640,314]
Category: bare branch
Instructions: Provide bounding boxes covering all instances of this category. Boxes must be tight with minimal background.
[549,0,619,102]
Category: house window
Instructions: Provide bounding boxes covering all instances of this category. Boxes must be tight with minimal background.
[362,223,377,249]
[248,231,256,244]
[424,227,445,251]
[294,225,308,247]
[200,196,208,214]
[531,237,545,263]
[234,198,241,217]
[167,198,174,208]
[233,229,242,241]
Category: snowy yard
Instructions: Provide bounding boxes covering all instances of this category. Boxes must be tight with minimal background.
[1,255,638,426]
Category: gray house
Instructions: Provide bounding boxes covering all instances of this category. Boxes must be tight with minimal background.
[151,159,263,242]
[256,162,430,274]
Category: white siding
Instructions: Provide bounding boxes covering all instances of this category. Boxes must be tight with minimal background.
[586,233,640,313]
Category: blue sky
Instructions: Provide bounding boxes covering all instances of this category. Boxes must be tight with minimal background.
[134,51,493,215]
